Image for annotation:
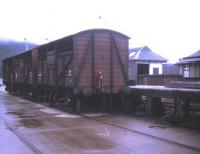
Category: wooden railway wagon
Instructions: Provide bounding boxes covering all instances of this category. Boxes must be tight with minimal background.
[2,29,130,112]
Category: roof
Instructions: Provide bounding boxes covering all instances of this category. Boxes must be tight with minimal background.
[176,57,200,65]
[3,29,130,61]
[129,46,167,62]
[129,47,141,53]
[75,29,130,39]
[186,49,200,58]
[42,28,130,46]
[176,49,200,65]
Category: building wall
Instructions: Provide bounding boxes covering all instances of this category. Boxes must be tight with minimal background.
[138,74,182,85]
[190,65,196,78]
[179,66,183,75]
[129,61,165,84]
[178,63,200,78]
[149,63,163,75]
[195,63,200,77]
[162,64,179,75]
[129,61,137,82]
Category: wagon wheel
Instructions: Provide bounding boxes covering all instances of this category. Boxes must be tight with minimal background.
[73,95,82,113]
[49,90,56,107]
[119,93,127,112]
[105,95,113,112]
[53,90,59,104]
[94,92,107,111]
[44,88,50,102]
[37,86,44,101]
[121,94,139,113]
[100,93,109,111]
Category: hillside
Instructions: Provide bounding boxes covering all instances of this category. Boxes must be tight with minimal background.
[0,38,38,77]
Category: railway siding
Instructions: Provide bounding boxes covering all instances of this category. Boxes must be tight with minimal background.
[0,89,200,154]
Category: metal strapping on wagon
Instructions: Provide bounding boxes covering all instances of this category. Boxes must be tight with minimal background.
[2,29,130,112]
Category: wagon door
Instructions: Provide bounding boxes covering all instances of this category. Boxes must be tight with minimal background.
[74,30,129,94]
[37,47,47,85]
[94,31,128,93]
[47,45,56,86]
[110,33,129,93]
[56,38,74,87]
[73,32,93,93]
[23,52,32,84]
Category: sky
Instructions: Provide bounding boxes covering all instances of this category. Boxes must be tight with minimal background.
[0,0,200,63]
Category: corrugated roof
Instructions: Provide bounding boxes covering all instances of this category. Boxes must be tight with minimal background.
[129,46,167,62]
[176,57,200,65]
[129,47,141,53]
[185,49,200,58]
[176,49,200,65]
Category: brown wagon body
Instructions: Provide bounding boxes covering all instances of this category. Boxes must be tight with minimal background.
[2,29,130,111]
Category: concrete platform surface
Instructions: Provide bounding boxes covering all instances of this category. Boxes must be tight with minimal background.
[0,87,200,154]
[0,115,34,154]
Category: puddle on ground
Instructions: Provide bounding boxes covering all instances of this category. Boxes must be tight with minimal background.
[14,97,24,101]
[40,108,62,114]
[40,108,80,118]
[17,100,27,103]
[83,113,109,117]
[19,119,43,128]
[54,113,81,118]
[6,110,26,116]
[149,125,169,129]
[33,104,44,108]
[41,128,115,151]
[6,110,38,118]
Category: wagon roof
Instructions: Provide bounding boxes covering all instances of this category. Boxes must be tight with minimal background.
[44,29,130,43]
[74,29,130,39]
[32,29,130,49]
[2,29,130,61]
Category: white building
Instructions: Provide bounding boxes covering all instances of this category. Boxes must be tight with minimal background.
[129,46,167,84]
[176,49,200,78]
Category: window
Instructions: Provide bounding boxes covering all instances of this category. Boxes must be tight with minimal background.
[183,66,190,77]
[153,67,159,75]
